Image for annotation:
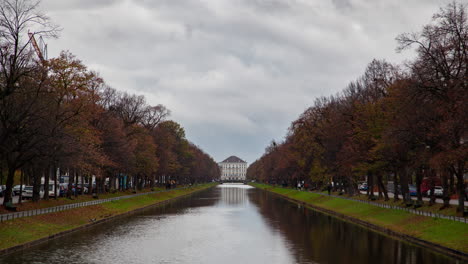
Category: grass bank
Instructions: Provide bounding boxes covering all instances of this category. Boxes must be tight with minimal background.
[251,183,468,258]
[0,183,216,254]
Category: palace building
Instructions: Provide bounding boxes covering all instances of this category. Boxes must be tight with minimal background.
[219,156,247,181]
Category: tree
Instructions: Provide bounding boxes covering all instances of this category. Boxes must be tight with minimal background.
[397,2,467,214]
[0,0,58,99]
[0,0,58,205]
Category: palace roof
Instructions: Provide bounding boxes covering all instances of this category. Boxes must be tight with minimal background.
[221,156,246,163]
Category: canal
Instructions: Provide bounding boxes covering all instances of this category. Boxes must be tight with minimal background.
[1,184,461,264]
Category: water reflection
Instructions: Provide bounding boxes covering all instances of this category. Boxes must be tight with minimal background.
[218,184,252,205]
[0,185,461,264]
[248,190,459,264]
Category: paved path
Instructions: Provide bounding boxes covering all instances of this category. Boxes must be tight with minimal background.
[361,191,468,206]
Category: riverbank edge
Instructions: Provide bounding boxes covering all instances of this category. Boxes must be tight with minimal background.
[252,183,467,261]
[0,183,217,257]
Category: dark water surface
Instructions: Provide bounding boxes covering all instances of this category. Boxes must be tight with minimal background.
[0,184,461,264]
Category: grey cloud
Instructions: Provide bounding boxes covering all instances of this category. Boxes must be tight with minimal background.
[331,0,352,10]
[41,0,451,162]
[43,0,122,11]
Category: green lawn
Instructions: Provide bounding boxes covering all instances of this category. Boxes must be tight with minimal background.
[251,183,468,253]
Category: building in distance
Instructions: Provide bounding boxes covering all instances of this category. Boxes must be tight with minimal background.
[219,156,247,181]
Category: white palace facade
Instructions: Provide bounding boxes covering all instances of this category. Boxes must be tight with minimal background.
[219,156,247,181]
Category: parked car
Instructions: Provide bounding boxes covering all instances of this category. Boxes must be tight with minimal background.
[0,185,6,197]
[13,185,26,195]
[22,186,45,200]
[358,183,368,191]
[22,186,36,199]
[427,186,443,197]
[408,185,417,196]
[387,182,401,193]
[77,184,89,194]
[47,183,57,197]
[420,177,442,195]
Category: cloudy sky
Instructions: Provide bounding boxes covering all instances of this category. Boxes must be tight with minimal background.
[40,0,450,163]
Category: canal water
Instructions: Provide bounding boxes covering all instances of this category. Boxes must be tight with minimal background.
[1,184,461,264]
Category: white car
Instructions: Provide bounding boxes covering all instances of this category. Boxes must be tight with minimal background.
[22,186,41,199]
[22,186,50,199]
[427,186,443,197]
[47,183,57,197]
[13,185,26,195]
[23,183,57,199]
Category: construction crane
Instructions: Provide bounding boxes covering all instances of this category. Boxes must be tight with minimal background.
[28,31,47,64]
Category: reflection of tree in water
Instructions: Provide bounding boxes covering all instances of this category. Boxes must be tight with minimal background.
[248,190,456,264]
[219,186,249,206]
[141,188,220,216]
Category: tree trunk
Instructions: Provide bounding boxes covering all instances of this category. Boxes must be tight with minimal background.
[109,173,115,191]
[95,177,100,194]
[32,167,42,202]
[54,165,58,199]
[74,170,78,197]
[80,173,84,195]
[441,169,450,209]
[0,163,3,185]
[428,170,436,206]
[415,168,423,207]
[455,162,465,215]
[368,171,375,200]
[346,176,355,196]
[127,174,131,190]
[377,173,389,201]
[3,166,15,206]
[449,172,455,195]
[377,180,383,199]
[88,174,93,194]
[67,169,74,198]
[43,165,51,200]
[366,175,370,196]
[101,177,106,193]
[399,167,411,205]
[18,169,24,204]
[393,170,400,202]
